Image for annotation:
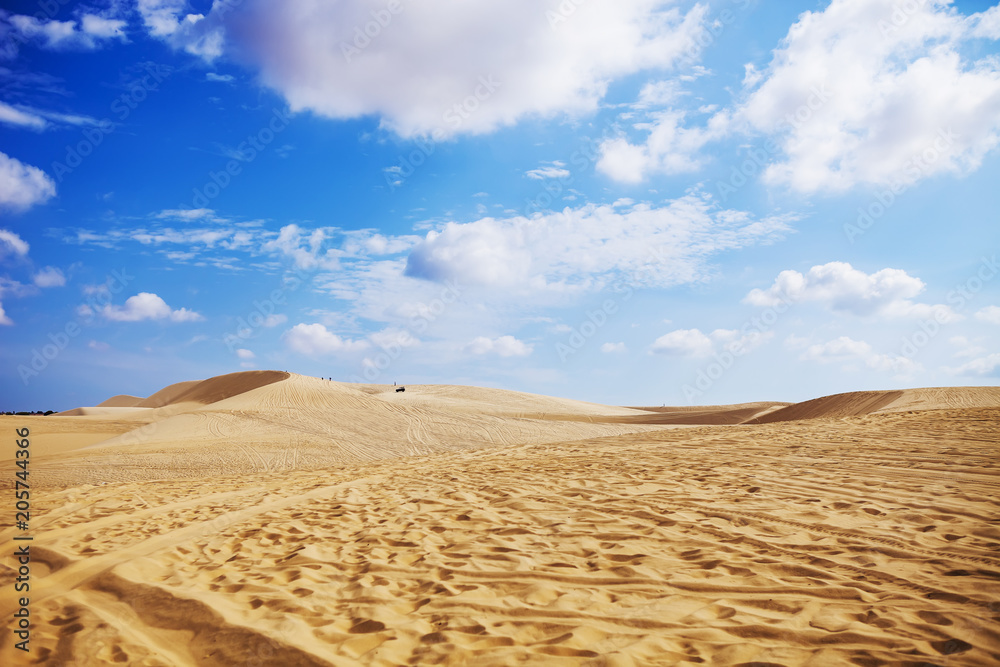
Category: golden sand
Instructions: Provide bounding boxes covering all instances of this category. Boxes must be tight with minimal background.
[1,372,997,665]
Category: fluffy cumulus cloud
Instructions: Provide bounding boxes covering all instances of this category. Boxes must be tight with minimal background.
[649,327,772,357]
[649,328,714,356]
[405,195,792,293]
[0,9,127,54]
[136,0,226,59]
[598,107,726,183]
[33,266,65,288]
[0,228,29,256]
[0,151,56,211]
[463,335,533,357]
[799,336,919,375]
[738,0,1000,192]
[101,292,203,322]
[744,262,958,321]
[600,0,1000,191]
[601,342,626,353]
[975,305,1000,325]
[284,323,369,355]
[188,0,710,138]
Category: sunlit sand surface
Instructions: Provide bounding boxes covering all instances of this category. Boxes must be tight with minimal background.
[1,372,998,665]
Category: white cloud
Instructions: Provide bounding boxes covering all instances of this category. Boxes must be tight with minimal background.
[405,195,792,293]
[102,292,203,322]
[0,151,56,211]
[368,327,418,351]
[973,5,1000,39]
[0,102,46,130]
[464,335,532,357]
[601,342,626,353]
[209,0,707,138]
[525,162,570,180]
[87,340,110,351]
[0,303,11,326]
[0,229,29,256]
[263,313,287,327]
[80,14,127,40]
[949,335,985,359]
[650,327,773,358]
[236,348,255,359]
[205,72,234,82]
[284,323,369,356]
[33,266,65,287]
[599,1,1000,191]
[136,0,225,58]
[597,109,724,182]
[975,305,1000,325]
[650,328,714,357]
[800,336,920,375]
[735,0,1000,193]
[261,224,341,270]
[155,208,220,221]
[744,262,958,321]
[2,11,127,52]
[946,353,1000,376]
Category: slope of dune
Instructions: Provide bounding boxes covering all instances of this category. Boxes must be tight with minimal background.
[877,386,1000,413]
[748,386,1000,424]
[748,390,904,424]
[353,382,651,417]
[622,402,792,425]
[27,373,673,488]
[130,379,204,408]
[96,394,143,408]
[1,405,997,665]
[56,407,151,417]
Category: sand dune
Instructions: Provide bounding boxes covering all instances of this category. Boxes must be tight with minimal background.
[131,380,204,408]
[96,394,143,408]
[2,376,998,665]
[29,373,673,488]
[748,386,1000,424]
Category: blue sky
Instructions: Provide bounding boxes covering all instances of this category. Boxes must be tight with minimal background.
[1,0,999,411]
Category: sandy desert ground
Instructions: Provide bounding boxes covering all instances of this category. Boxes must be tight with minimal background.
[1,372,999,665]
